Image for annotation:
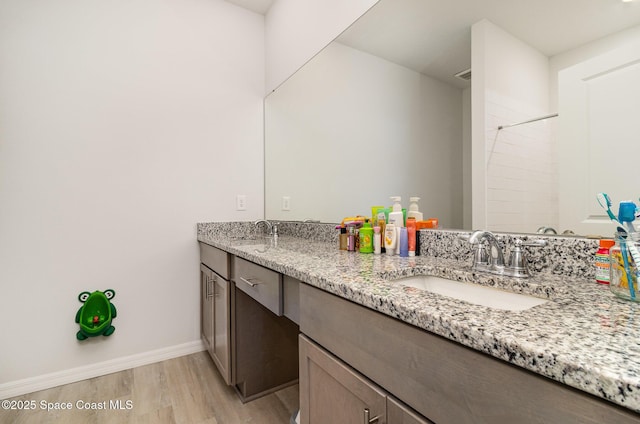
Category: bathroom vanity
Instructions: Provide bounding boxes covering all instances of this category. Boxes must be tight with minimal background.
[199,242,299,402]
[198,222,640,423]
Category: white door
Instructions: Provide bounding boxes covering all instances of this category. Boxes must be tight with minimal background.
[558,41,640,237]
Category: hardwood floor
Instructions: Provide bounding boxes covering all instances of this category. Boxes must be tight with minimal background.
[1,351,299,424]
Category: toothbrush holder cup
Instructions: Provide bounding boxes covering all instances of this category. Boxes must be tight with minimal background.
[609,234,640,302]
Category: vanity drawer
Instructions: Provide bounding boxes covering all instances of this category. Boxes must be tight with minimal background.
[233,257,282,316]
[199,242,230,279]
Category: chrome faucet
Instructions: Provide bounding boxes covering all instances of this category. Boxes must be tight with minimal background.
[254,219,273,236]
[536,226,557,234]
[468,230,505,270]
[254,219,279,237]
[465,230,547,278]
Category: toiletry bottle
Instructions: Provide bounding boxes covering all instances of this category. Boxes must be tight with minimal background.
[388,197,404,255]
[407,197,424,221]
[384,222,397,255]
[373,226,381,254]
[336,226,347,250]
[376,210,387,253]
[388,196,404,228]
[359,221,374,253]
[346,223,356,252]
[595,239,615,284]
[399,227,409,257]
[407,217,416,257]
[371,206,384,226]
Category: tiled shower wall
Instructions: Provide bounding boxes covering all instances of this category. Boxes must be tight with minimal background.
[484,91,558,234]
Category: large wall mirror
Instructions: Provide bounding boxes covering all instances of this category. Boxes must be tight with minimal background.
[265,0,640,237]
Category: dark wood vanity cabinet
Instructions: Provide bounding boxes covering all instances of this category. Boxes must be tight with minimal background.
[300,334,431,424]
[199,242,299,403]
[199,243,232,384]
[299,283,640,424]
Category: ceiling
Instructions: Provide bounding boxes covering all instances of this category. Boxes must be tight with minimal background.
[224,0,274,15]
[336,0,640,88]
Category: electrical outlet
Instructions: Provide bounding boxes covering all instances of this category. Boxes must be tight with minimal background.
[282,196,291,211]
[236,195,247,211]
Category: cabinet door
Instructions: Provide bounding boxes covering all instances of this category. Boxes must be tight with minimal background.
[200,264,231,385]
[299,335,386,424]
[212,271,231,384]
[558,39,640,235]
[200,264,214,353]
[387,397,433,424]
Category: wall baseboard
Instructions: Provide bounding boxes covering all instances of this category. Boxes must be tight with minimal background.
[0,340,205,400]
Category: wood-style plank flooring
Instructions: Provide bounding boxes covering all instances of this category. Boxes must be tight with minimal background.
[1,351,299,424]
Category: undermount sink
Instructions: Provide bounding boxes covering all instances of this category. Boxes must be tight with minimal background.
[397,275,548,311]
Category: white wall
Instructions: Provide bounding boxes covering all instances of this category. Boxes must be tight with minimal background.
[265,42,463,226]
[550,24,640,111]
[472,20,555,233]
[0,0,264,395]
[264,0,378,94]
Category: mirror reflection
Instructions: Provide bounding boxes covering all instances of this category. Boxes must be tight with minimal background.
[265,0,640,236]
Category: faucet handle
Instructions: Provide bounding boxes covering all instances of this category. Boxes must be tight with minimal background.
[458,233,471,242]
[507,239,547,277]
[521,239,548,247]
[271,222,280,237]
[472,243,489,268]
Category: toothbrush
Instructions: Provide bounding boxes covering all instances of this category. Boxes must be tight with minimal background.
[619,202,640,299]
[617,227,636,300]
[597,193,620,223]
[596,194,635,297]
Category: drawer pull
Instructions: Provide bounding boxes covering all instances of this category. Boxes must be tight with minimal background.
[239,277,261,287]
[364,408,379,423]
[206,274,217,298]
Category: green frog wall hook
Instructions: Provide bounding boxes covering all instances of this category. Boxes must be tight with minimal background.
[75,289,117,340]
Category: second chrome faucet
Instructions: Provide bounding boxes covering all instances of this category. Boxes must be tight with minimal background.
[465,230,546,278]
[254,219,279,237]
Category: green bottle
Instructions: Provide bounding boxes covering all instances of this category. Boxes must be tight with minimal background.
[359,221,374,253]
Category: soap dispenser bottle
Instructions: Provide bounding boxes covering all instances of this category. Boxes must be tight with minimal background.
[407,197,423,221]
[388,197,404,228]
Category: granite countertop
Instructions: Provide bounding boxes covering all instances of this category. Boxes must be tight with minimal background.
[197,231,640,413]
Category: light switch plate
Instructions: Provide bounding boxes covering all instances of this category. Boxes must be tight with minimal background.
[236,195,247,211]
[282,196,291,211]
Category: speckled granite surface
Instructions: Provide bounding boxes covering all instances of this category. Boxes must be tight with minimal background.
[197,222,640,413]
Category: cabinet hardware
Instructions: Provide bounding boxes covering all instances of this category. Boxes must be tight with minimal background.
[212,274,218,297]
[364,408,380,423]
[206,276,214,299]
[239,277,261,287]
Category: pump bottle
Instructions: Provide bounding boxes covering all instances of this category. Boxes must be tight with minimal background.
[407,197,423,221]
[388,196,404,228]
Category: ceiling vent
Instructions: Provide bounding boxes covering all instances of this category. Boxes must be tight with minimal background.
[454,68,472,81]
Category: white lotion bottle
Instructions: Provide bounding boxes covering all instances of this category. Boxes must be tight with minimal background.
[384,222,397,255]
[388,197,404,255]
[388,196,404,228]
[407,197,423,221]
